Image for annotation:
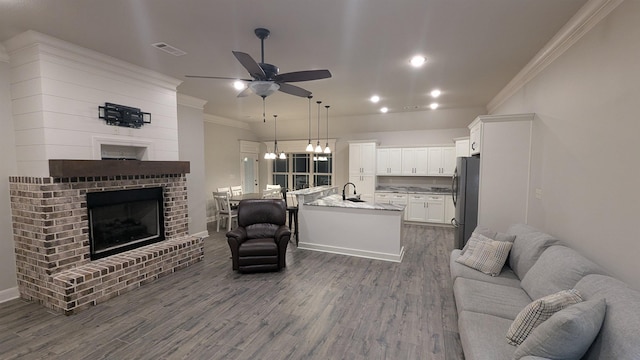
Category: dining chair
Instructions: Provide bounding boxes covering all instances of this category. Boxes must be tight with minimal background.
[265,184,282,191]
[217,187,231,196]
[282,188,299,245]
[230,185,243,196]
[213,191,238,232]
[262,188,282,199]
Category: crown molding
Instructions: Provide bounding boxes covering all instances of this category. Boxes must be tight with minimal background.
[487,0,624,114]
[203,113,251,130]
[177,93,207,109]
[4,30,182,90]
[0,44,8,63]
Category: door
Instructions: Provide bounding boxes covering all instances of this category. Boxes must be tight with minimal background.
[241,153,259,193]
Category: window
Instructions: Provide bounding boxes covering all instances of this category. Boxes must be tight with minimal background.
[272,153,333,189]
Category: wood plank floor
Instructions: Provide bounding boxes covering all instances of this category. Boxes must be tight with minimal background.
[0,224,464,360]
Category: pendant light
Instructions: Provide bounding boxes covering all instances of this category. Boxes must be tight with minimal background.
[324,105,331,154]
[315,101,323,153]
[305,95,314,152]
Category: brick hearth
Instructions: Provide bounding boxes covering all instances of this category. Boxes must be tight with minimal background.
[9,169,204,315]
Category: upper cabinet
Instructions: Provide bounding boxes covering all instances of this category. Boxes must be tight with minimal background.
[427,147,456,176]
[376,148,403,175]
[455,138,470,158]
[402,148,428,176]
[469,122,481,155]
[349,142,376,175]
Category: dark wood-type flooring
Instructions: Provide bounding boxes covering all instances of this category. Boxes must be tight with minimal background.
[0,224,463,360]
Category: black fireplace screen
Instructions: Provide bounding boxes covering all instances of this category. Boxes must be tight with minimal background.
[87,187,165,260]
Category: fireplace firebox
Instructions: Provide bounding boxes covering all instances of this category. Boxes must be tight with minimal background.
[87,187,165,260]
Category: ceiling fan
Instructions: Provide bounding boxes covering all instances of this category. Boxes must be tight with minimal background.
[186,28,332,98]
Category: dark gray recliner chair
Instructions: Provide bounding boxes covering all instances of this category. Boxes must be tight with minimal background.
[226,199,291,273]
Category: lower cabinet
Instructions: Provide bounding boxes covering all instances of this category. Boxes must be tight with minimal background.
[407,194,446,223]
[375,193,408,220]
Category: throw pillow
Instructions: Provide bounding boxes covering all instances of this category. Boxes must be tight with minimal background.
[513,298,606,359]
[506,289,583,346]
[456,232,513,276]
[460,225,516,255]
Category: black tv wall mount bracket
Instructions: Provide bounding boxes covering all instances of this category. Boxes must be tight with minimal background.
[98,102,151,128]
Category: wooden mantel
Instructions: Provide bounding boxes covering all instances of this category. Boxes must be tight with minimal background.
[48,160,190,177]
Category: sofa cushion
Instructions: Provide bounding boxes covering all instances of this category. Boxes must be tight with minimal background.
[513,298,606,360]
[575,274,640,360]
[450,250,521,288]
[507,289,583,345]
[458,310,516,360]
[454,277,532,320]
[461,225,516,255]
[506,224,560,279]
[456,233,513,276]
[521,245,605,300]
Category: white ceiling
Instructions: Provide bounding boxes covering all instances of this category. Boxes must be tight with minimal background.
[0,0,587,123]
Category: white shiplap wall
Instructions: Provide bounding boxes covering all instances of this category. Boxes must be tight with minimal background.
[5,31,182,176]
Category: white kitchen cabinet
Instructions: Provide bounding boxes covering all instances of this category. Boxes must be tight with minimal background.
[455,138,470,158]
[349,142,376,176]
[376,148,402,175]
[348,174,375,202]
[401,148,428,176]
[469,122,481,156]
[444,194,455,226]
[375,192,408,220]
[427,147,456,176]
[425,194,445,223]
[470,113,534,232]
[407,194,427,222]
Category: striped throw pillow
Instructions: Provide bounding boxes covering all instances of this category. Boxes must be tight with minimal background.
[506,289,583,346]
[455,232,513,276]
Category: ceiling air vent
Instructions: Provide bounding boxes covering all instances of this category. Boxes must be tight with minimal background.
[152,42,186,56]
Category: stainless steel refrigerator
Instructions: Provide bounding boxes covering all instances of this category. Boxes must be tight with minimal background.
[451,156,480,249]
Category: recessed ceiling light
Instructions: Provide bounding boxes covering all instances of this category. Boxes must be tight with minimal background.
[430,89,441,98]
[430,103,439,110]
[233,81,246,90]
[410,55,426,68]
[370,95,380,103]
[380,107,389,113]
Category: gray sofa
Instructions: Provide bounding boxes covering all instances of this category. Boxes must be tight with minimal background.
[450,224,640,360]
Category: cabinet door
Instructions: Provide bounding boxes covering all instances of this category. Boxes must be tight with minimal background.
[388,148,403,175]
[414,148,429,175]
[426,195,445,223]
[455,139,470,158]
[444,194,455,225]
[360,143,376,175]
[441,147,456,176]
[401,148,416,175]
[360,175,376,196]
[469,124,481,155]
[427,148,443,175]
[349,144,362,174]
[374,193,390,204]
[376,149,390,175]
[407,194,427,222]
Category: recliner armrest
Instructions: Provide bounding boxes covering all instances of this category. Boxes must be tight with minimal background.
[226,227,248,243]
[274,225,291,242]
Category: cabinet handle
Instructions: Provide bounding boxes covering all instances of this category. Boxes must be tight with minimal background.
[471,142,477,150]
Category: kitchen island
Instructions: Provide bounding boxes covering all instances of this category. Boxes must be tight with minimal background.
[292,188,405,262]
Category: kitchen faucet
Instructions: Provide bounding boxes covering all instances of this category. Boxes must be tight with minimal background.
[342,182,357,200]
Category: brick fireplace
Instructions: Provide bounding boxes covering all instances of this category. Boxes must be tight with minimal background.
[9,160,204,315]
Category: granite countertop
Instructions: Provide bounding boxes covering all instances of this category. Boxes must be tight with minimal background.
[376,185,452,194]
[289,186,336,196]
[305,194,404,211]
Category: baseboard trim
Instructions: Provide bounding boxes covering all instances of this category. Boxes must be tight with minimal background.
[0,287,20,304]
[297,243,405,263]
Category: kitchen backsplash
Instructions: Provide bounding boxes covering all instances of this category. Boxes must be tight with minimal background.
[377,176,451,188]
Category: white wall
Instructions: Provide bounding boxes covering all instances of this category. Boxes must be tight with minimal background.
[203,116,259,219]
[491,0,640,289]
[5,31,182,176]
[0,47,19,301]
[177,95,208,237]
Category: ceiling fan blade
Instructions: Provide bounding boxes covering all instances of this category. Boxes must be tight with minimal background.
[232,51,266,80]
[185,75,252,81]
[275,69,332,83]
[237,88,252,98]
[278,83,312,97]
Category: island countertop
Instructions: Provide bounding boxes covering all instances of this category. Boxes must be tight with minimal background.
[304,194,404,211]
[289,186,337,196]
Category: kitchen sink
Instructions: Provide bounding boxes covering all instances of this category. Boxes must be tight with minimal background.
[346,197,365,202]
